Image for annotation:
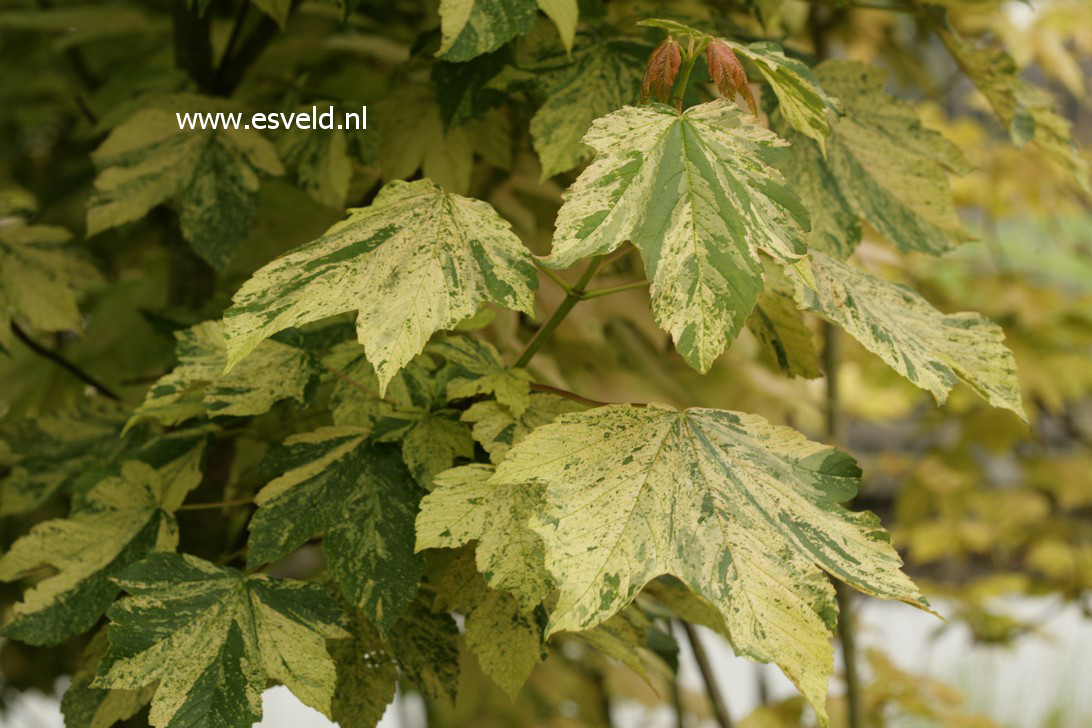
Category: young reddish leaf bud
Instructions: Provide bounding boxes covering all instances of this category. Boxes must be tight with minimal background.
[705,39,757,115]
[641,38,682,103]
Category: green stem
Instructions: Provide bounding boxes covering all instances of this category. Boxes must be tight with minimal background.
[536,264,573,294]
[515,256,604,368]
[823,322,864,728]
[679,620,732,728]
[673,49,702,111]
[581,280,648,299]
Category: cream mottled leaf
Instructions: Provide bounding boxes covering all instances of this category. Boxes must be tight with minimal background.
[437,0,537,61]
[934,26,1090,196]
[377,85,473,194]
[326,342,475,486]
[546,101,809,372]
[0,222,101,350]
[0,402,128,515]
[491,404,930,721]
[794,251,1026,420]
[462,392,585,463]
[0,462,199,646]
[129,320,316,431]
[248,427,423,631]
[329,609,398,728]
[723,40,841,150]
[746,261,820,378]
[579,606,667,681]
[417,464,551,609]
[428,335,532,415]
[436,553,544,697]
[223,179,537,394]
[527,37,647,178]
[87,94,283,269]
[95,553,348,727]
[779,61,972,258]
[61,628,153,728]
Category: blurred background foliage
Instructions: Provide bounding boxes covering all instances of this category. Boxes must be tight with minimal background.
[0,0,1089,726]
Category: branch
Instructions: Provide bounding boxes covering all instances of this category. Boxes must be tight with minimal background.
[212,0,301,95]
[172,0,215,92]
[515,256,604,368]
[679,620,733,728]
[11,323,121,401]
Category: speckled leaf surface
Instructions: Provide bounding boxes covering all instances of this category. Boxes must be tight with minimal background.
[86,94,283,269]
[490,404,929,720]
[745,261,820,378]
[61,628,153,728]
[436,553,544,697]
[325,342,475,486]
[795,251,1026,420]
[94,553,348,727]
[417,464,551,609]
[329,609,398,728]
[0,462,197,646]
[546,101,809,372]
[0,222,101,350]
[526,37,647,179]
[428,335,532,415]
[724,40,841,150]
[437,0,537,62]
[248,427,424,631]
[462,392,585,463]
[780,61,972,257]
[278,116,351,209]
[223,179,537,394]
[129,320,316,431]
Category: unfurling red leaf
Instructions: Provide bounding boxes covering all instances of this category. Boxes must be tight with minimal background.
[489,404,930,722]
[640,38,681,104]
[705,39,756,115]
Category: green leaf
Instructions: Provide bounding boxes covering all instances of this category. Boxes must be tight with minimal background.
[462,392,585,463]
[329,609,398,728]
[128,320,316,431]
[94,553,348,727]
[428,335,532,415]
[437,0,537,62]
[723,40,841,150]
[223,179,537,395]
[248,427,424,631]
[490,404,930,721]
[417,464,551,609]
[277,112,352,208]
[545,101,809,372]
[526,37,647,179]
[745,261,820,378]
[793,250,1026,421]
[0,462,199,646]
[61,628,154,728]
[779,61,972,258]
[385,595,461,703]
[87,94,284,269]
[933,25,1090,196]
[403,414,476,488]
[437,553,544,697]
[0,222,101,350]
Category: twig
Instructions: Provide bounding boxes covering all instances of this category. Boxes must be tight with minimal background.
[177,496,255,511]
[679,620,732,728]
[516,256,604,367]
[536,263,573,294]
[581,281,648,299]
[11,322,121,401]
[212,0,252,91]
[320,360,397,405]
[530,383,612,408]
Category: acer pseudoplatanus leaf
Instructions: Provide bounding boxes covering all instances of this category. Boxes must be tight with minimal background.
[546,100,809,373]
[489,403,930,721]
[223,179,537,395]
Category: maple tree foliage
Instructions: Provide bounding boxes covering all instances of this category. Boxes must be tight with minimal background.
[0,1,1089,728]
